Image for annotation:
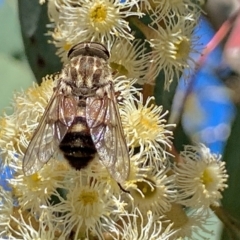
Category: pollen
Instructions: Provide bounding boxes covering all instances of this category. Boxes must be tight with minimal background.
[110,62,129,76]
[175,37,191,60]
[201,168,213,186]
[63,42,72,51]
[134,179,157,198]
[30,173,40,182]
[25,173,42,192]
[90,3,107,23]
[78,190,99,206]
[130,105,160,145]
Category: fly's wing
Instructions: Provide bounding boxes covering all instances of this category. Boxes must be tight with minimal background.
[86,83,130,183]
[23,83,77,176]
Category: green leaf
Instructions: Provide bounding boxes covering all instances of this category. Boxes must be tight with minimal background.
[221,105,240,240]
[154,72,192,152]
[18,0,61,83]
[0,54,33,113]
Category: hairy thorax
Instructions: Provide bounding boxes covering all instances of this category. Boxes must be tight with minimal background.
[59,55,112,97]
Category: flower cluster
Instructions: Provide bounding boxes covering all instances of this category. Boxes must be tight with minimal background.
[45,0,202,88]
[0,0,229,239]
[0,74,228,239]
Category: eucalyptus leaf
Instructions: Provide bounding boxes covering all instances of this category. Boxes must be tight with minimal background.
[18,0,61,83]
[221,105,240,240]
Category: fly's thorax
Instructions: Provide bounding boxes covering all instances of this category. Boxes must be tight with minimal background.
[60,55,112,96]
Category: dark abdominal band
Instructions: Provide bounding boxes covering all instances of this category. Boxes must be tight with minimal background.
[59,116,97,170]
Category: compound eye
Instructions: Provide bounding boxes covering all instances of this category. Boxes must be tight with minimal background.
[68,42,110,61]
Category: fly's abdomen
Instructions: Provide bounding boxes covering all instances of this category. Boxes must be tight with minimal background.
[59,113,96,170]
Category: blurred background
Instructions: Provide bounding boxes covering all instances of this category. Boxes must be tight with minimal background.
[0,0,33,112]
